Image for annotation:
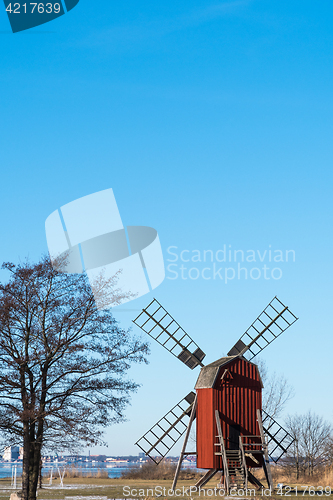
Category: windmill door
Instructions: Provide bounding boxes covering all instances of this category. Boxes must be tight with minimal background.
[228,424,240,450]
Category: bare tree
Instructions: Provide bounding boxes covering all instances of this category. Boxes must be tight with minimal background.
[302,412,331,475]
[256,358,295,418]
[325,435,333,469]
[0,256,149,500]
[284,414,305,479]
[284,412,332,477]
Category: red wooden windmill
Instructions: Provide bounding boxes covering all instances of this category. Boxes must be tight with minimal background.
[133,296,298,492]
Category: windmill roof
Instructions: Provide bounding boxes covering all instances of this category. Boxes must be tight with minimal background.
[195,356,235,389]
[194,356,263,389]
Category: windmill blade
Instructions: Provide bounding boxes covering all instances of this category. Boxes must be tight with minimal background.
[135,392,196,464]
[133,298,206,369]
[227,296,298,360]
[262,409,295,463]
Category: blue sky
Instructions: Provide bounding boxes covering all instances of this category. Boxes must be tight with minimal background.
[0,0,332,456]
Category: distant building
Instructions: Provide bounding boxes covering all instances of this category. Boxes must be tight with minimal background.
[3,446,19,461]
[89,454,107,462]
[138,452,145,458]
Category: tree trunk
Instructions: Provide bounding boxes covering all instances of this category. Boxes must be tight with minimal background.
[39,459,43,489]
[28,443,42,500]
[22,422,30,500]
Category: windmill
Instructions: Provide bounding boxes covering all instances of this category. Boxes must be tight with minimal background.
[133,296,298,492]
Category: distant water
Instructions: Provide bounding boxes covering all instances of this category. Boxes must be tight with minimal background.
[0,462,141,479]
[0,461,197,480]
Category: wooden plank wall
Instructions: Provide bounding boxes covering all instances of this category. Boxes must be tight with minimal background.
[196,358,262,470]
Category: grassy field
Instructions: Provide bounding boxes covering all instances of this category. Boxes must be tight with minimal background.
[0,476,332,500]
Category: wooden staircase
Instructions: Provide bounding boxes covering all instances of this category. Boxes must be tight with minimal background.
[214,410,248,493]
[225,449,247,489]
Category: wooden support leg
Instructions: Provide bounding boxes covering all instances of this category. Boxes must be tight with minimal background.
[194,469,218,489]
[257,409,274,490]
[248,471,265,489]
[263,459,274,490]
[171,396,197,492]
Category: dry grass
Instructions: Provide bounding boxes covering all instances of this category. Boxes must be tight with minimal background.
[1,465,332,500]
[322,469,333,487]
[122,462,333,489]
[0,476,332,500]
[254,465,333,488]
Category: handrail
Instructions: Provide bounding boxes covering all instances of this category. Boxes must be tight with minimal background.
[239,436,248,490]
[215,410,229,494]
[241,435,263,452]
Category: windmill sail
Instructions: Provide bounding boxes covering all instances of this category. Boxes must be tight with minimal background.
[133,298,205,369]
[135,392,196,464]
[262,409,295,463]
[228,296,298,360]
